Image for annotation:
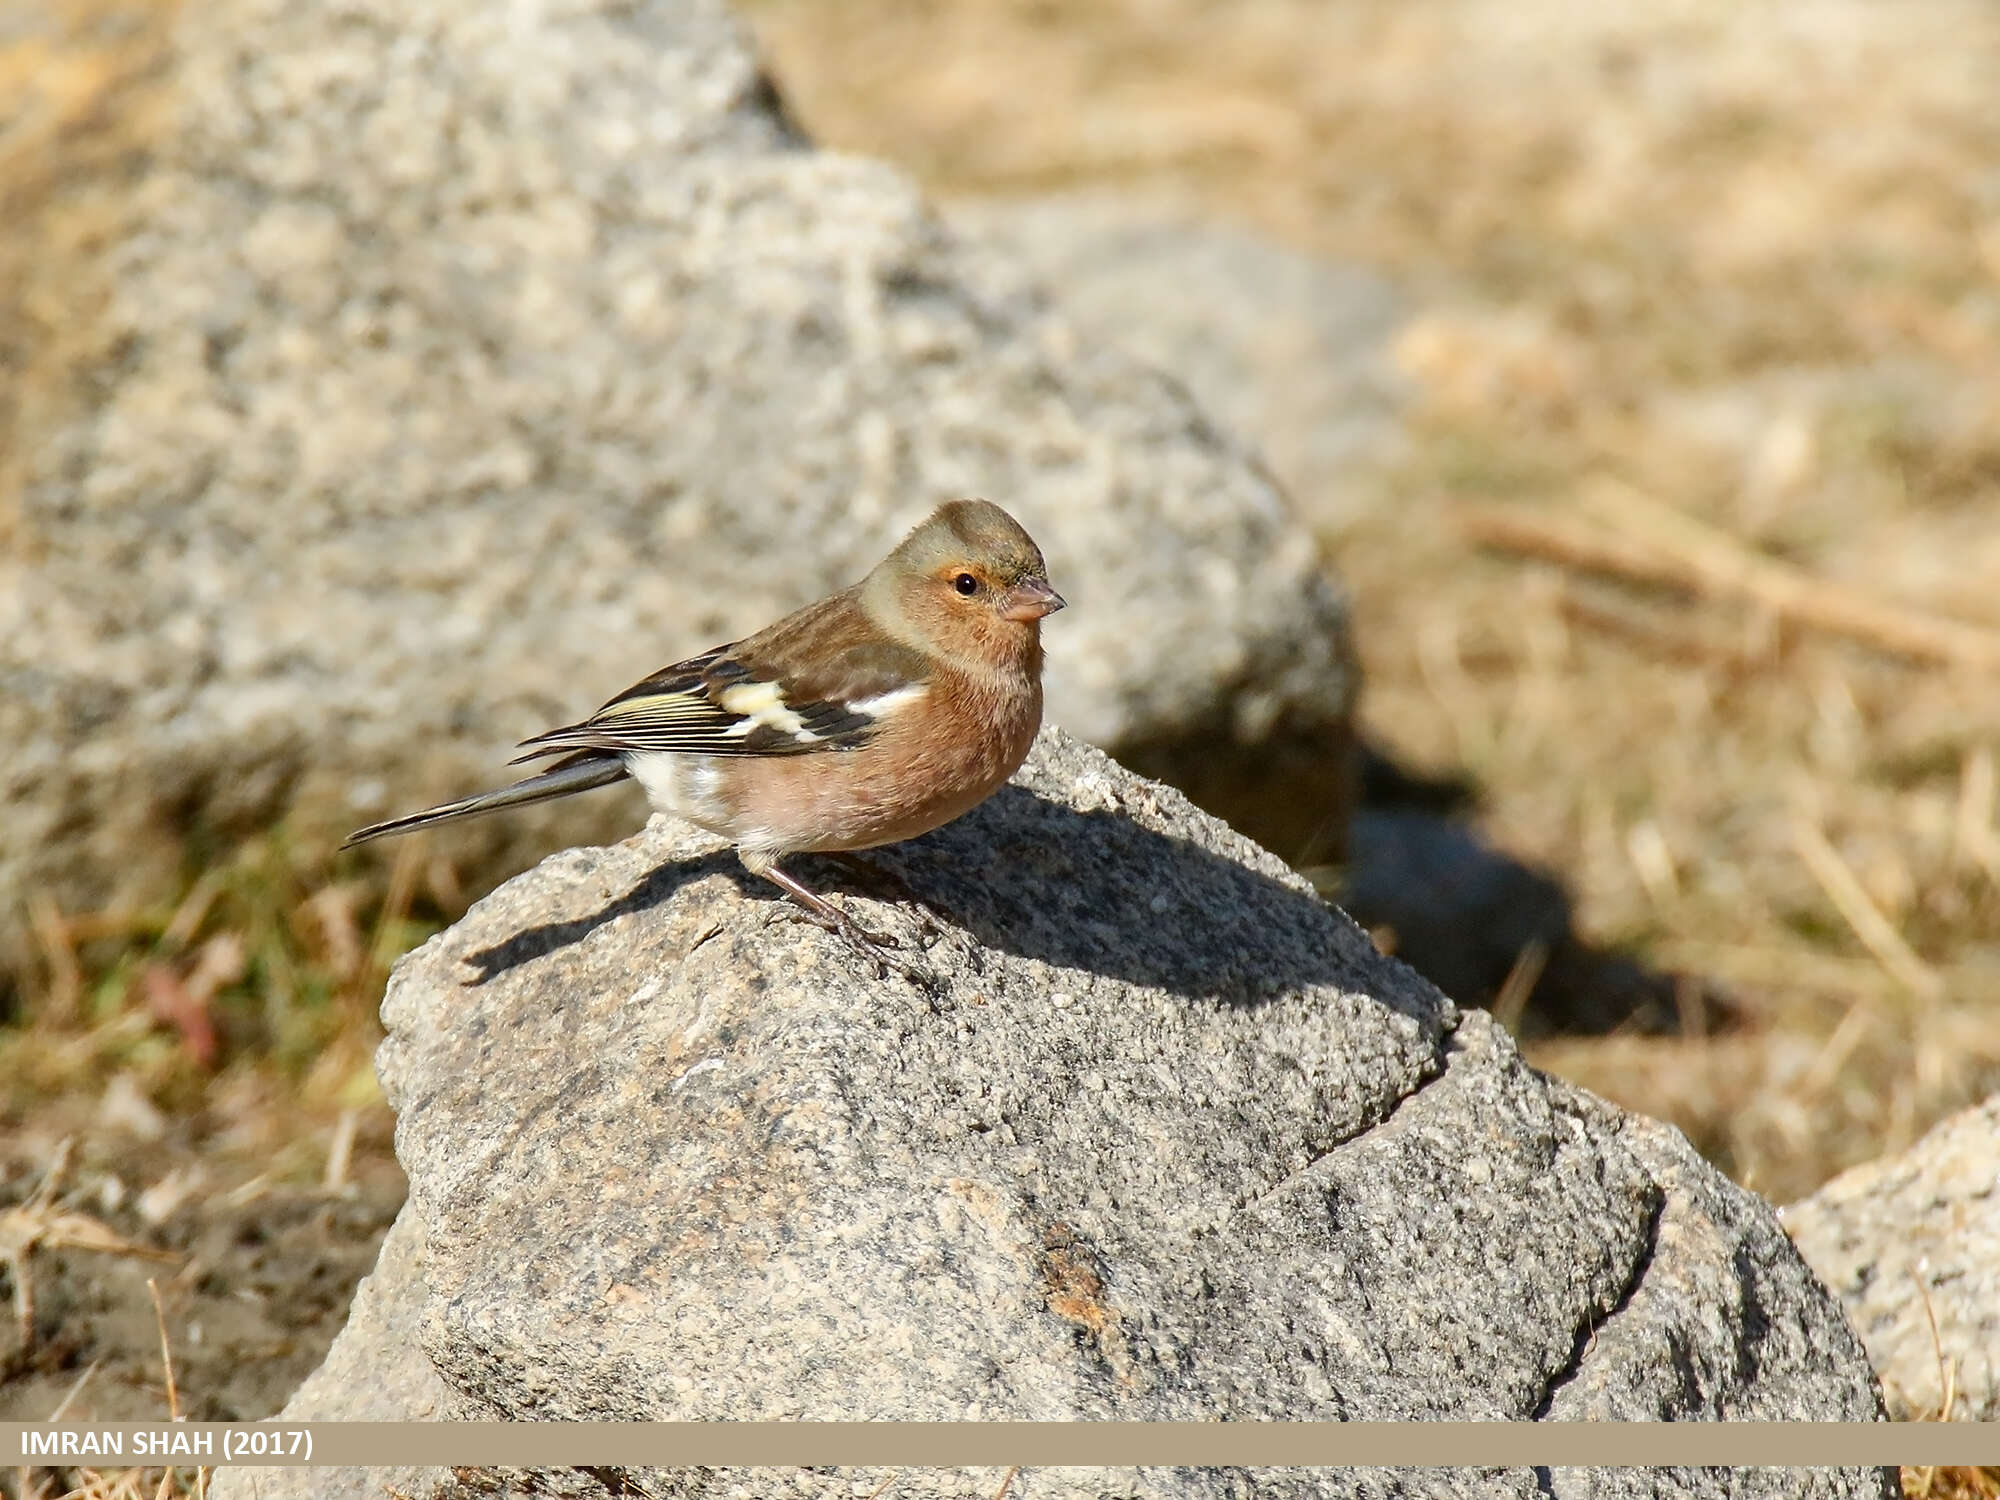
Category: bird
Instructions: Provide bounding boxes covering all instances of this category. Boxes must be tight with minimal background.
[343,499,1065,980]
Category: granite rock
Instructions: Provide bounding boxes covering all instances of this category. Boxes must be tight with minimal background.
[1784,1092,2000,1420]
[217,732,1890,1500]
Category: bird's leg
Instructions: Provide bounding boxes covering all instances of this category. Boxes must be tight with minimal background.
[747,855,931,984]
[817,850,943,918]
[762,862,898,947]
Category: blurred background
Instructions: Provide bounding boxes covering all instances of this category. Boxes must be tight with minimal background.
[3,0,1998,1449]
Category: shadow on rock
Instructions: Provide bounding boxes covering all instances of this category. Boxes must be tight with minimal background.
[459,850,741,986]
[464,782,1443,1025]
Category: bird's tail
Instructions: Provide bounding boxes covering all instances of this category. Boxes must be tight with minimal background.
[341,752,628,849]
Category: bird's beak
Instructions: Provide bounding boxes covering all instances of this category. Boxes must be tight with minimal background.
[1000,577,1066,622]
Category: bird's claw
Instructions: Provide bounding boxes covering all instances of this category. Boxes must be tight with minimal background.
[772,899,934,987]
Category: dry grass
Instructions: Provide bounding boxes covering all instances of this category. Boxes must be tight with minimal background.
[740,0,2000,1204]
[11,1274,210,1500]
[1904,1468,2000,1500]
[11,1469,206,1500]
[0,826,429,1178]
[0,823,414,1423]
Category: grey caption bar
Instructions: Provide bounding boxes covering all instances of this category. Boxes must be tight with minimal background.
[6,1421,1999,1468]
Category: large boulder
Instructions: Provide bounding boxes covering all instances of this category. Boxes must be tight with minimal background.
[0,0,1353,965]
[1784,1092,2000,1420]
[219,732,1890,1500]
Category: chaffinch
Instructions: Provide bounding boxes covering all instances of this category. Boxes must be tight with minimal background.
[344,499,1065,978]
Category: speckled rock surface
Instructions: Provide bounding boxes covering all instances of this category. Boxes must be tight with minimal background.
[1,0,1354,963]
[216,733,1890,1500]
[1784,1092,2000,1420]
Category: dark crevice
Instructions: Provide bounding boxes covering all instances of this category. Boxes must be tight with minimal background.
[1359,1014,1462,1140]
[1530,1165,1667,1420]
[1532,1467,1557,1498]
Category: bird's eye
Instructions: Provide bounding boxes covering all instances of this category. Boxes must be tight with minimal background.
[953,573,980,596]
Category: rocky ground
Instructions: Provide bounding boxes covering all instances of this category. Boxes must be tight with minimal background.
[0,1119,403,1424]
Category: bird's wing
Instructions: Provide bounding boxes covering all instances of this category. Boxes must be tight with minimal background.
[512,592,935,761]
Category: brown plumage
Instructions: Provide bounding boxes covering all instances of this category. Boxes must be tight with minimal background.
[343,499,1064,978]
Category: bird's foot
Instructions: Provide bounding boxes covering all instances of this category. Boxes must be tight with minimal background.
[753,857,938,987]
[772,899,934,986]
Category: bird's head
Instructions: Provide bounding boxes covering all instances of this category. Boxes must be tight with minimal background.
[866,499,1064,671]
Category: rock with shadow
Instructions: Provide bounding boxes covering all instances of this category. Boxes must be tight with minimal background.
[220,733,1890,1500]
